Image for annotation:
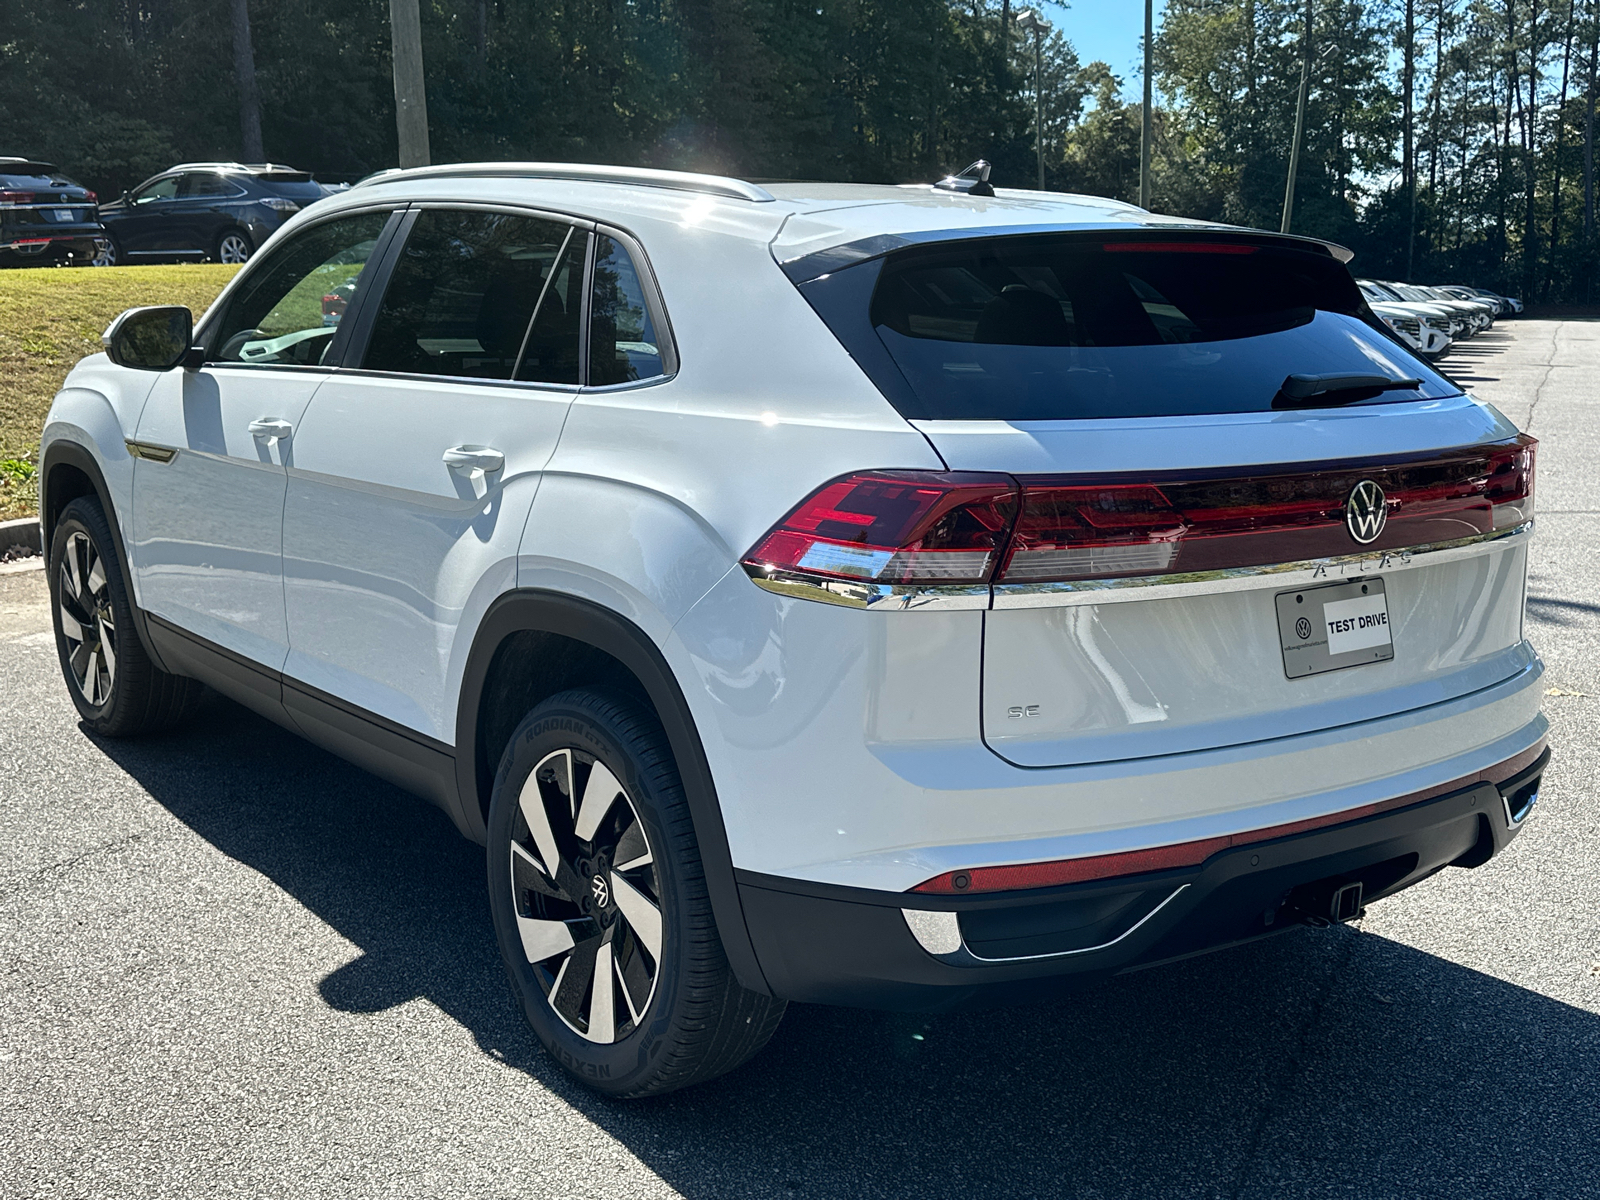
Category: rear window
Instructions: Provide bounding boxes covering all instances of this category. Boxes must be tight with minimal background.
[804,235,1458,421]
[258,177,325,201]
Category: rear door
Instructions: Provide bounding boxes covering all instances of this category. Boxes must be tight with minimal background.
[800,233,1536,768]
[280,205,587,741]
[171,171,247,251]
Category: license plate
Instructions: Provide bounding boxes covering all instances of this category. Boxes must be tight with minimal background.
[1275,578,1394,679]
[46,208,73,222]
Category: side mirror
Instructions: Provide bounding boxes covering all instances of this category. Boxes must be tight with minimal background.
[102,306,197,371]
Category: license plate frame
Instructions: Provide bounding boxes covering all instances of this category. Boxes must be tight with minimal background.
[1275,577,1395,679]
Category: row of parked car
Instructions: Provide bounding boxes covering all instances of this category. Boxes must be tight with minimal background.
[1359,279,1523,358]
[0,157,343,268]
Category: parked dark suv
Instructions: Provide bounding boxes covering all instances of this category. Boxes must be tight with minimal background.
[96,162,326,266]
[0,159,106,267]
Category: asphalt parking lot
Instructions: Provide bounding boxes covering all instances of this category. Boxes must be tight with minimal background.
[2,321,1597,1199]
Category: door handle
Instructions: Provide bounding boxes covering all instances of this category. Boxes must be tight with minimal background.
[443,446,505,474]
[248,418,294,442]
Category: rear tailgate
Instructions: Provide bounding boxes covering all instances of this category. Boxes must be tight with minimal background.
[917,409,1534,767]
[789,228,1538,770]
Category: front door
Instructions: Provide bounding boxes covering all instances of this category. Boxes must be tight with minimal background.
[281,206,587,741]
[130,208,398,671]
[116,175,181,254]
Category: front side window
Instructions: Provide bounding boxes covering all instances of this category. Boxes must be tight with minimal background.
[133,176,179,203]
[207,210,390,366]
[361,209,578,381]
[589,235,665,385]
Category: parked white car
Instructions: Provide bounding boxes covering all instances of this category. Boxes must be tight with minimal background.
[1359,280,1466,342]
[40,163,1548,1096]
[1368,301,1451,359]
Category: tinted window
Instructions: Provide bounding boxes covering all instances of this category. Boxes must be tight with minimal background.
[208,211,390,366]
[839,236,1456,420]
[133,177,179,203]
[363,209,575,381]
[179,173,242,198]
[589,235,664,385]
[515,229,586,385]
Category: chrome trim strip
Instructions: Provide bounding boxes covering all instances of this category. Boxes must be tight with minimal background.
[124,439,177,464]
[745,521,1532,612]
[991,521,1533,609]
[743,565,991,611]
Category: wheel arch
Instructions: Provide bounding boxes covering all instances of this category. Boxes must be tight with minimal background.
[458,588,771,995]
[40,438,170,673]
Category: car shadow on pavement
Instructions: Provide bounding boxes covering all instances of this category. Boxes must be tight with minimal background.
[93,695,1600,1200]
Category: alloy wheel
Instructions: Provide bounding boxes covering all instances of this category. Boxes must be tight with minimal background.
[58,531,116,707]
[90,240,117,267]
[509,748,662,1043]
[218,233,252,264]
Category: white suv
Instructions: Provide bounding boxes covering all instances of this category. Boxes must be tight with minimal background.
[40,163,1548,1097]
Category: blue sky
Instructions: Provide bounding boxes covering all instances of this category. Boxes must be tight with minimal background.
[1038,0,1168,89]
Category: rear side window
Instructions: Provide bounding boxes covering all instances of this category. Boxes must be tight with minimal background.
[589,235,665,385]
[810,235,1457,421]
[362,209,579,381]
[179,173,243,198]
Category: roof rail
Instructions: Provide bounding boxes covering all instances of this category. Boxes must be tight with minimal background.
[167,161,301,174]
[350,161,776,203]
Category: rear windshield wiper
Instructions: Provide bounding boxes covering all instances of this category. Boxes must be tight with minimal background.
[1272,372,1423,409]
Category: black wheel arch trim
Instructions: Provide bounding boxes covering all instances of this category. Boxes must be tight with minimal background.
[40,439,171,675]
[456,589,772,996]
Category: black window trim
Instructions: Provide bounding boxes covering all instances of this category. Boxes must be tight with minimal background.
[195,202,409,370]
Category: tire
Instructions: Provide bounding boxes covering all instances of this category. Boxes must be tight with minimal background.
[91,237,119,267]
[487,688,786,1097]
[214,229,253,264]
[49,496,203,736]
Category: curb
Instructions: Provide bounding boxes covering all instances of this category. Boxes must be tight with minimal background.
[0,517,43,556]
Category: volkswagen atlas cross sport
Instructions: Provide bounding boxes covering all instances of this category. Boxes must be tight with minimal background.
[40,162,1548,1097]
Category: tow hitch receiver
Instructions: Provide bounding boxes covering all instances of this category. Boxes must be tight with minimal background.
[1287,879,1367,927]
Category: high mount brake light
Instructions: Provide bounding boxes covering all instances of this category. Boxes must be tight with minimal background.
[1099,241,1259,254]
[742,472,1018,586]
[743,439,1537,592]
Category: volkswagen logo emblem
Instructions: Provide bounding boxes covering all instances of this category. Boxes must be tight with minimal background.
[1345,480,1388,544]
[1295,616,1313,641]
[591,874,610,908]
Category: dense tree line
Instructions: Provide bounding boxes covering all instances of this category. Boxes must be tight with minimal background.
[2,0,1598,299]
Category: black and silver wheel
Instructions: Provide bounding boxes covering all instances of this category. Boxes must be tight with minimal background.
[215,230,253,264]
[510,746,662,1042]
[488,688,785,1097]
[90,237,119,267]
[50,497,202,736]
[57,527,117,707]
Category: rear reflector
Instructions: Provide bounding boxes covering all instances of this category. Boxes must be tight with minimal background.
[741,437,1536,590]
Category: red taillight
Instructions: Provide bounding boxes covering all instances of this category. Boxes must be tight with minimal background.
[742,471,1017,586]
[745,438,1536,591]
[0,190,35,206]
[83,190,98,204]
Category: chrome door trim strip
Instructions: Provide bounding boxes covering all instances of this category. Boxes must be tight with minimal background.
[744,521,1532,612]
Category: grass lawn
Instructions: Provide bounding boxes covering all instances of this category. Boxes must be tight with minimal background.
[0,263,240,520]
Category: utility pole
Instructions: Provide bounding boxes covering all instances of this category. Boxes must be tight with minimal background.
[1140,0,1153,208]
[228,0,263,163]
[1282,0,1313,233]
[390,0,431,168]
[1404,0,1415,279]
[1016,9,1050,190]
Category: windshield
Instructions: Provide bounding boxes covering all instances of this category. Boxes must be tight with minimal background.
[814,235,1457,421]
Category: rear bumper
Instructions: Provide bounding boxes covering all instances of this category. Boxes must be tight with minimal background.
[0,229,106,258]
[736,743,1547,1010]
